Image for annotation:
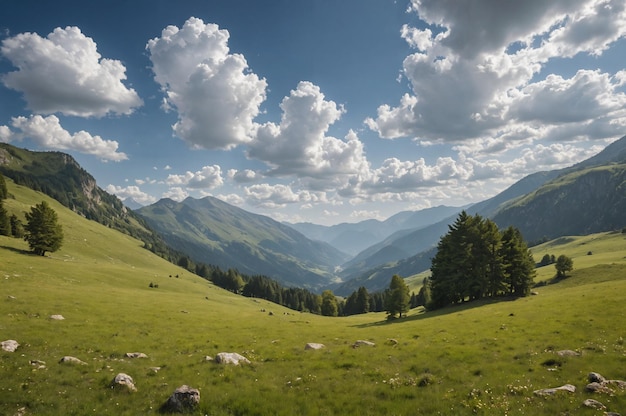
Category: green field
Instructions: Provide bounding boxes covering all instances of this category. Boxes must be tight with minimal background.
[1,180,625,415]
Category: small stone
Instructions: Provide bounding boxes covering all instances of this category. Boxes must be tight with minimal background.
[214,352,251,365]
[49,314,65,320]
[304,343,325,350]
[1,340,19,352]
[111,373,136,392]
[582,398,606,410]
[533,384,576,396]
[149,367,161,373]
[585,382,612,394]
[556,350,580,357]
[161,385,200,413]
[353,340,376,348]
[588,372,607,383]
[125,352,148,359]
[59,356,87,365]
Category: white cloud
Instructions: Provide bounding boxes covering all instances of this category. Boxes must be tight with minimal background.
[367,0,626,149]
[147,17,267,150]
[165,165,224,189]
[244,183,327,208]
[2,115,127,161]
[162,187,188,202]
[105,184,157,205]
[227,168,261,183]
[1,26,142,117]
[249,81,370,185]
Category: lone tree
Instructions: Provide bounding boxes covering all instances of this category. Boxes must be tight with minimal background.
[24,201,64,256]
[555,254,573,278]
[321,290,338,317]
[385,274,410,318]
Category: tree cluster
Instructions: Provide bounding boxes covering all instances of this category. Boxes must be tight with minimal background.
[429,211,536,310]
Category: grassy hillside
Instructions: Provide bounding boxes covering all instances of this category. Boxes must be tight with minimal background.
[1,180,625,415]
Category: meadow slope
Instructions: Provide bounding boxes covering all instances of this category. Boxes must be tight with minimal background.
[1,180,625,415]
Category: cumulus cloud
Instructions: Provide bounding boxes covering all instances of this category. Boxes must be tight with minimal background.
[147,17,267,150]
[249,81,370,183]
[227,169,262,183]
[243,183,327,208]
[105,185,157,205]
[165,165,224,189]
[162,187,188,201]
[366,0,626,148]
[1,26,142,117]
[1,115,127,161]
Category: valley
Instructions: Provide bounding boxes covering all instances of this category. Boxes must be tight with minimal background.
[1,180,625,415]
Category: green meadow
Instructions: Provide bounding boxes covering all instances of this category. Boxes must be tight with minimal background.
[1,180,625,415]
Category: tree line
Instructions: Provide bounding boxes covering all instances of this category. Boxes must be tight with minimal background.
[426,211,536,309]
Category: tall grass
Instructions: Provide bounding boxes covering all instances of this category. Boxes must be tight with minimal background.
[1,180,625,415]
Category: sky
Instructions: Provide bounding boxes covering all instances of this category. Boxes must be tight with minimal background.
[1,0,625,226]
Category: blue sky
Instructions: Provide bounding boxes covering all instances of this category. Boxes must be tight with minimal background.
[1,0,625,225]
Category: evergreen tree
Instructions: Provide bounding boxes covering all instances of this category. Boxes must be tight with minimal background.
[24,201,64,256]
[321,290,338,316]
[555,255,573,278]
[0,173,7,200]
[355,286,370,314]
[384,274,410,318]
[0,201,9,236]
[500,226,535,296]
[9,214,24,238]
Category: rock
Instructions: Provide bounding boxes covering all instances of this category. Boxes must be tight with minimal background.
[556,349,580,357]
[125,352,148,359]
[530,291,539,295]
[149,367,161,373]
[533,384,576,396]
[607,379,626,389]
[161,385,200,413]
[214,352,251,365]
[204,355,213,362]
[111,373,136,392]
[304,343,326,350]
[1,340,19,352]
[582,398,606,410]
[59,356,87,365]
[353,340,376,348]
[49,314,65,320]
[585,382,612,394]
[604,413,622,416]
[386,338,399,346]
[589,372,607,383]
[30,359,46,369]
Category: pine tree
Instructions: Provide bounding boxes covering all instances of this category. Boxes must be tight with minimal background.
[385,274,410,318]
[0,201,9,236]
[356,286,370,313]
[24,201,64,256]
[0,173,7,200]
[500,226,535,296]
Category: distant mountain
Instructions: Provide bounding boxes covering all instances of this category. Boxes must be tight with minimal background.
[124,197,144,210]
[136,196,349,290]
[288,205,462,255]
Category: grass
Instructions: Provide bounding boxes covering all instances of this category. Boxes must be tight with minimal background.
[1,180,625,415]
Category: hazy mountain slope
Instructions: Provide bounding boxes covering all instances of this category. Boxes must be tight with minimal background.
[289,205,462,255]
[136,196,349,290]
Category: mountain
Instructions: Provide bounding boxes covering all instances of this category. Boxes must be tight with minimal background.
[492,163,626,243]
[288,205,462,255]
[124,197,144,210]
[136,196,349,290]
[0,143,170,256]
[337,135,626,291]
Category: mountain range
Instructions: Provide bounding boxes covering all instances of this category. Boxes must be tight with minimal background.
[1,136,625,294]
